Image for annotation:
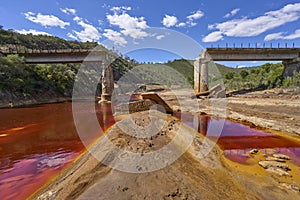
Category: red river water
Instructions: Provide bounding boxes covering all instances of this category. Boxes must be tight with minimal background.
[0,102,299,200]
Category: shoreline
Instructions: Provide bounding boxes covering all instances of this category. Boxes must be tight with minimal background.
[30,110,300,200]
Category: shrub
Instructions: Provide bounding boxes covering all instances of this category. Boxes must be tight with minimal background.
[240,70,249,78]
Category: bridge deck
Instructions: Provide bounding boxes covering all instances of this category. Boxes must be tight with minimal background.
[205,48,300,61]
[0,49,107,64]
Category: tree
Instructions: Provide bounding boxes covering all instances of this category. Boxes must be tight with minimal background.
[225,72,234,79]
[240,70,249,78]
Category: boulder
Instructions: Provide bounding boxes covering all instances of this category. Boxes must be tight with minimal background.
[272,153,290,160]
[265,156,286,162]
[249,149,259,154]
[266,167,291,177]
[258,161,290,171]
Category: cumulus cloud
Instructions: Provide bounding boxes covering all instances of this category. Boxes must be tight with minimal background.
[202,31,224,42]
[24,12,70,28]
[187,10,204,21]
[162,15,178,27]
[68,17,101,42]
[224,8,240,18]
[106,12,149,39]
[203,3,300,42]
[172,10,204,28]
[176,22,186,27]
[156,35,165,40]
[60,8,76,15]
[265,29,300,41]
[16,29,51,36]
[103,29,127,46]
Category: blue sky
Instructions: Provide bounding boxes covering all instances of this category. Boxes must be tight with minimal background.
[1,0,300,66]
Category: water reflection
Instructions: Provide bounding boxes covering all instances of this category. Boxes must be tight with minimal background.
[0,102,116,200]
[177,112,300,165]
[1,102,299,199]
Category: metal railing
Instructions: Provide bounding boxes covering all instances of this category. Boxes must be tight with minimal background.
[210,42,297,49]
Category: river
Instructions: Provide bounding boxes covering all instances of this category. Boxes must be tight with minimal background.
[0,102,299,200]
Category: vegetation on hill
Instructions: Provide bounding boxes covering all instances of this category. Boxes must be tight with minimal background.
[0,25,98,50]
[0,55,79,97]
[0,26,138,104]
[164,59,300,92]
[0,26,299,106]
[166,59,194,85]
[224,63,284,90]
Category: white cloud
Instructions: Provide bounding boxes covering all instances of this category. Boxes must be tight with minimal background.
[162,15,178,27]
[69,17,101,42]
[24,12,70,28]
[176,22,186,27]
[110,6,132,13]
[204,3,300,42]
[265,29,300,41]
[16,29,51,36]
[106,12,149,39]
[67,33,78,40]
[103,29,127,46]
[156,35,165,40]
[187,10,204,21]
[174,10,204,28]
[120,29,148,39]
[224,8,240,18]
[60,8,76,15]
[202,31,223,42]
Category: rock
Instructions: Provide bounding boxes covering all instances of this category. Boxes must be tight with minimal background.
[265,156,286,162]
[280,183,300,192]
[37,190,57,200]
[265,149,276,155]
[266,167,291,177]
[249,149,259,154]
[272,153,290,160]
[258,161,290,171]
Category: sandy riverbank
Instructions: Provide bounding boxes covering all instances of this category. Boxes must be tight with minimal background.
[31,107,300,199]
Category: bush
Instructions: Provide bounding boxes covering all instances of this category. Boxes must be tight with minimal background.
[225,72,234,79]
[240,70,249,78]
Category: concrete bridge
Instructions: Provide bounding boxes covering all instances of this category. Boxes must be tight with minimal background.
[194,47,300,94]
[0,48,114,102]
[1,47,300,99]
[0,49,107,63]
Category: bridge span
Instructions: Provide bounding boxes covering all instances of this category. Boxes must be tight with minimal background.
[1,47,300,98]
[0,49,107,64]
[194,48,300,94]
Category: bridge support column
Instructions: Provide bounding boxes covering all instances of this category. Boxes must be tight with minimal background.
[282,58,300,78]
[100,57,114,102]
[194,58,201,93]
[200,59,209,93]
[194,53,209,95]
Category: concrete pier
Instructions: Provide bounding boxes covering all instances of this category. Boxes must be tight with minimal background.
[194,51,210,94]
[100,56,114,102]
[283,58,300,77]
[194,48,300,95]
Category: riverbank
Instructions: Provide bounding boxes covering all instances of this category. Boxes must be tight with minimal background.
[32,88,300,199]
[31,110,300,200]
[0,90,72,108]
[160,87,300,136]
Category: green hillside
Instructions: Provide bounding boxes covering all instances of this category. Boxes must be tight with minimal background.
[0,26,98,50]
[162,59,300,91]
[0,27,136,104]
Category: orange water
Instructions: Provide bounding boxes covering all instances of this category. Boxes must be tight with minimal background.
[0,102,115,200]
[175,112,300,166]
[0,103,299,199]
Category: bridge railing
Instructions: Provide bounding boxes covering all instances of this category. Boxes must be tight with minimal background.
[209,42,298,49]
[0,45,93,54]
